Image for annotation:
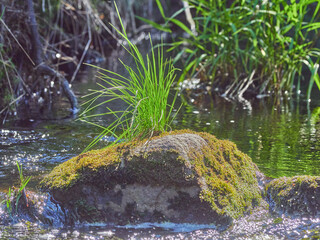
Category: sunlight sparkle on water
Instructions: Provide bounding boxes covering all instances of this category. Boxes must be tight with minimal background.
[120,222,216,233]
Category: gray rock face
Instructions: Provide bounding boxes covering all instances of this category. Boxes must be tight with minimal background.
[70,183,228,225]
[134,133,208,158]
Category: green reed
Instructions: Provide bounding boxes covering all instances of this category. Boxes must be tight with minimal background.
[145,0,320,98]
[1,161,31,217]
[80,2,179,152]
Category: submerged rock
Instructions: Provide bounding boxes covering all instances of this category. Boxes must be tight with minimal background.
[40,130,263,226]
[266,176,320,216]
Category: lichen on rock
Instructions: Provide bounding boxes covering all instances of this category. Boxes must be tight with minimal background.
[40,129,263,225]
[266,175,320,216]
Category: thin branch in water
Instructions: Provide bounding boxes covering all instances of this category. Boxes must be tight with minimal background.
[238,70,256,99]
[222,79,238,97]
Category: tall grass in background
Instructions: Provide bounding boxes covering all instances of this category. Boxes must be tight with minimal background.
[0,45,18,118]
[80,3,179,152]
[146,0,320,99]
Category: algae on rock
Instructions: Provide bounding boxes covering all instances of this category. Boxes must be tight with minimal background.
[40,130,263,225]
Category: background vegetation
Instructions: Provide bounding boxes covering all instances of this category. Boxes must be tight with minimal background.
[148,0,320,100]
[1,0,320,123]
[0,0,180,122]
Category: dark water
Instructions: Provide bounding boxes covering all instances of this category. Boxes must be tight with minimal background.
[1,42,320,238]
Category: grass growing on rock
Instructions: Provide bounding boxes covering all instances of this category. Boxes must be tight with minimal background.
[41,129,262,219]
[79,2,179,152]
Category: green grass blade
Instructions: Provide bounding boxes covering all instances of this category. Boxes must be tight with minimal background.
[169,18,195,37]
[135,16,171,33]
[155,0,166,19]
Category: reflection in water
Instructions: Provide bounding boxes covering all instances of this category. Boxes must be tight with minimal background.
[173,93,320,178]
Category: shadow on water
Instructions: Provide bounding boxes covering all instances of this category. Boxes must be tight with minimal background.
[1,39,320,238]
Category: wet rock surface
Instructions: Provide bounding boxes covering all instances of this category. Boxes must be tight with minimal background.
[266,175,320,216]
[68,183,226,226]
[0,190,65,227]
[40,130,263,227]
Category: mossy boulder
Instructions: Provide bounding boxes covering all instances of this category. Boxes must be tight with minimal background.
[40,130,263,226]
[266,176,320,216]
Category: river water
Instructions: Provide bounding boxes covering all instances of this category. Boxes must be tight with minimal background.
[1,43,320,239]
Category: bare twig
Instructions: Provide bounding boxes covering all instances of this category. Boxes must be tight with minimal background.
[238,70,256,98]
[222,79,238,97]
[70,0,92,83]
[182,0,197,36]
[0,18,35,66]
[0,94,24,115]
[83,0,119,42]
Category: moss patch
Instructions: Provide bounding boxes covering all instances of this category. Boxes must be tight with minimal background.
[193,132,261,218]
[40,143,128,190]
[40,129,262,220]
[266,175,320,215]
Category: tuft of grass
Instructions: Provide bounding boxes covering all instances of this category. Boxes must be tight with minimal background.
[1,161,31,217]
[79,2,180,152]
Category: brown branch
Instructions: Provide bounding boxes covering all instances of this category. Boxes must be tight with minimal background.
[27,0,78,113]
[27,0,43,65]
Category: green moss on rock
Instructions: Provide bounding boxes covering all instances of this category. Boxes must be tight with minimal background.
[266,175,320,215]
[193,133,261,218]
[41,143,127,190]
[40,129,262,223]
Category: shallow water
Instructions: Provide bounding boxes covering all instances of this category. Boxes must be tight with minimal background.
[1,43,320,238]
[0,209,320,239]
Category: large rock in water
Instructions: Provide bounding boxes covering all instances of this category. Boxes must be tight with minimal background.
[40,130,263,226]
